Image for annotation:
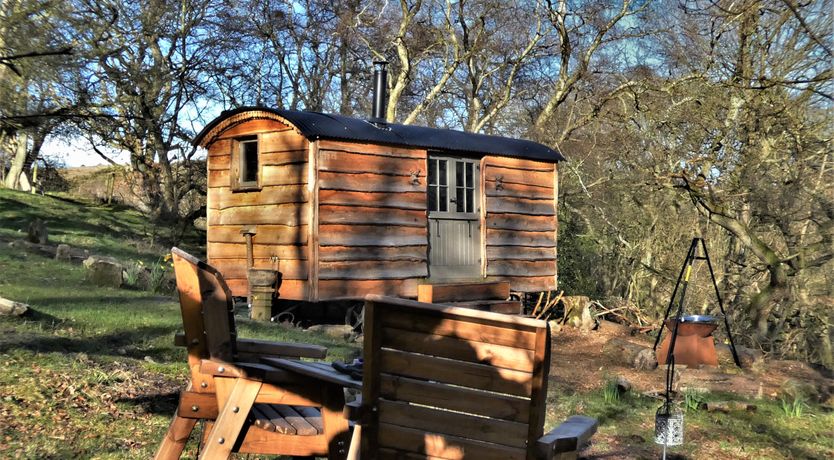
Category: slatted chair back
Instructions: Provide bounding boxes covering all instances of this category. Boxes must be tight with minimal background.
[171,247,237,369]
[361,295,551,460]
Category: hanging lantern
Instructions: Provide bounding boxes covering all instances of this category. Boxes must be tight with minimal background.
[655,401,684,446]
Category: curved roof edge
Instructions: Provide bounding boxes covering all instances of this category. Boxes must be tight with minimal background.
[194,106,565,162]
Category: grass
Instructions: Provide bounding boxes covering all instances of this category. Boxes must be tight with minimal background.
[1,187,832,459]
[0,188,357,458]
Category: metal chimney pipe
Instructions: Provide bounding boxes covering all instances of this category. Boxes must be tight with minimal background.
[371,61,388,123]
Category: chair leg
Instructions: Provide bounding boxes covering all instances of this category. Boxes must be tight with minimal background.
[198,378,262,460]
[154,413,198,460]
[321,384,350,460]
[346,424,362,460]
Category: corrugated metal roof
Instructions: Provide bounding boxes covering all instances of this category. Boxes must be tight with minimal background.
[194,107,564,162]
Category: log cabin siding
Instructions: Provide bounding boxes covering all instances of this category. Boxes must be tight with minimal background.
[199,109,561,300]
[205,119,311,297]
[315,140,429,299]
[482,157,558,292]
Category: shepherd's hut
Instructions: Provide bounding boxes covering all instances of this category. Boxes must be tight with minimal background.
[193,65,564,303]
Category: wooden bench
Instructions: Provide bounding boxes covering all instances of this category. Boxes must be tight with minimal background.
[352,295,596,460]
[155,248,350,460]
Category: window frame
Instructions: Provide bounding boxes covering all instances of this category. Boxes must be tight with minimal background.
[427,154,480,219]
[231,135,261,192]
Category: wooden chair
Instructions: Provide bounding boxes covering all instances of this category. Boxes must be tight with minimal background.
[155,247,351,460]
[353,295,597,460]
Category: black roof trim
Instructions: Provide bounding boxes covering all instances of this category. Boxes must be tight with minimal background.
[194,106,564,162]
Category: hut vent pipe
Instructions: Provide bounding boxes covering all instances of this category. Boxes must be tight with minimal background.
[371,61,388,123]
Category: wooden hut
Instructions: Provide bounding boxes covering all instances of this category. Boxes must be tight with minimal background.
[193,107,564,302]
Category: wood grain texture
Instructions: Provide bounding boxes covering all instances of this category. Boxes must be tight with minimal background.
[486,229,556,247]
[488,276,556,293]
[381,327,535,372]
[207,225,308,244]
[486,260,557,277]
[379,374,530,423]
[208,204,309,226]
[317,279,420,300]
[483,156,555,172]
[261,164,308,186]
[486,246,557,261]
[216,119,290,139]
[319,171,424,193]
[260,150,307,166]
[318,190,425,210]
[318,140,427,159]
[319,205,426,227]
[485,196,555,216]
[207,242,308,260]
[319,150,424,176]
[211,258,308,280]
[380,349,532,397]
[319,225,427,247]
[208,154,230,170]
[377,423,526,460]
[378,399,529,449]
[485,214,557,232]
[207,139,232,157]
[484,166,553,188]
[225,278,309,300]
[380,311,537,350]
[484,180,554,199]
[208,185,308,209]
[319,261,428,280]
[417,282,510,303]
[319,245,427,262]
[260,130,307,153]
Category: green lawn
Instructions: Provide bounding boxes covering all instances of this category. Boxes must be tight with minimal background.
[0,189,357,458]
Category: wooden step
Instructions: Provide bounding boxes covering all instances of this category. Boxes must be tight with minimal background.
[448,300,523,315]
[417,281,511,303]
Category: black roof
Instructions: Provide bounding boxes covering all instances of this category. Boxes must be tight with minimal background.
[194,107,564,162]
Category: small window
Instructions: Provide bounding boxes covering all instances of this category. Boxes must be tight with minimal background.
[233,136,260,191]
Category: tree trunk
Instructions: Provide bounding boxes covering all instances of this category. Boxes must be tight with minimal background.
[4,132,29,190]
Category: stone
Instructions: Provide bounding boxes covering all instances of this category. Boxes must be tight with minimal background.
[306,324,354,340]
[616,376,632,393]
[560,296,595,331]
[0,297,29,316]
[55,244,72,261]
[27,218,48,244]
[603,337,658,370]
[83,255,124,288]
[635,349,658,370]
[193,216,207,231]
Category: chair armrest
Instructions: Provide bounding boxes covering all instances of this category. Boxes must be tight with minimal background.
[237,338,328,359]
[174,333,328,359]
[537,415,598,460]
[199,359,305,384]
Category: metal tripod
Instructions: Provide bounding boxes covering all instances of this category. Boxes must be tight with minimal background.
[652,237,741,367]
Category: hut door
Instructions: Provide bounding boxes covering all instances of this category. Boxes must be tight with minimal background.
[427,155,482,280]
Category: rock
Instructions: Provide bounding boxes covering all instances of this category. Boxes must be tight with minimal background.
[560,296,595,331]
[635,349,658,370]
[0,297,29,316]
[616,376,632,393]
[603,337,658,370]
[55,244,72,261]
[548,320,563,334]
[27,218,48,244]
[716,343,763,368]
[306,324,354,340]
[597,319,634,336]
[193,216,207,231]
[83,255,124,288]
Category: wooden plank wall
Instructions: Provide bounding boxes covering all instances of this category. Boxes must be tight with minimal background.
[315,140,429,300]
[206,119,310,299]
[482,156,558,292]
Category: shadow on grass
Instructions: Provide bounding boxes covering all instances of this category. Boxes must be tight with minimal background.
[0,322,181,363]
[116,391,181,415]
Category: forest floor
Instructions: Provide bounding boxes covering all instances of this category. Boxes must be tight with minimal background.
[0,188,832,459]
